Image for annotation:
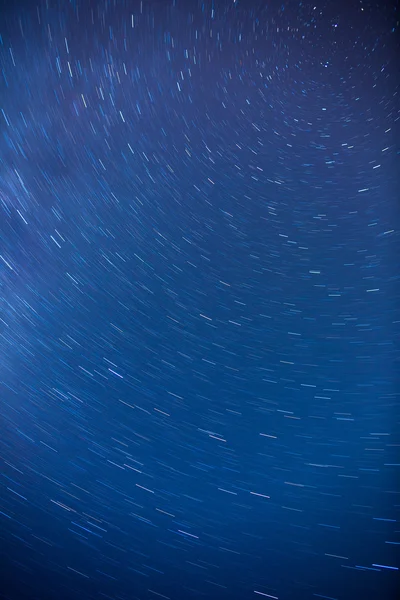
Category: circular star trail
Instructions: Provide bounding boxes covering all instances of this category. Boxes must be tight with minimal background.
[0,1,399,599]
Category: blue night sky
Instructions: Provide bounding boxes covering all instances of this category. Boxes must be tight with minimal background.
[0,1,399,599]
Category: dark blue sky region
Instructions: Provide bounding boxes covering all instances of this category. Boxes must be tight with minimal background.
[0,1,399,599]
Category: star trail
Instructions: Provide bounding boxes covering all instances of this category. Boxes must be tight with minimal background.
[0,1,399,599]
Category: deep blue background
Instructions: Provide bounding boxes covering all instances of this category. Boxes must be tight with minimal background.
[0,1,399,599]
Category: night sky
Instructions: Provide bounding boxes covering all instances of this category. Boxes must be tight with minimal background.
[0,1,399,599]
